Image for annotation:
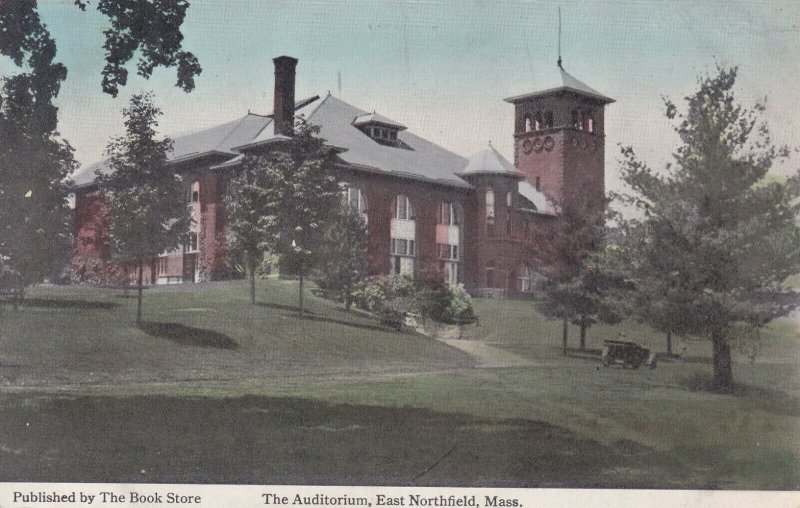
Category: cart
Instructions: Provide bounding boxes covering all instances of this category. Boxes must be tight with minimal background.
[601,339,657,369]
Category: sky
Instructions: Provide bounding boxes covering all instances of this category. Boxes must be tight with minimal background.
[7,0,800,189]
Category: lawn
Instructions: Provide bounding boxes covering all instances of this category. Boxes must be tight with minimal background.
[0,280,798,488]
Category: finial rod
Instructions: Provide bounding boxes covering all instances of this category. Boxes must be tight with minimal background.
[557,6,563,69]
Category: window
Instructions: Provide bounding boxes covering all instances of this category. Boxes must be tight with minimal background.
[342,185,368,221]
[486,188,495,237]
[438,202,460,226]
[587,116,594,133]
[393,195,414,220]
[184,233,198,252]
[157,257,167,275]
[543,111,553,129]
[524,115,532,132]
[572,110,581,129]
[535,176,541,190]
[518,265,534,293]
[486,261,496,288]
[506,191,513,207]
[391,194,417,277]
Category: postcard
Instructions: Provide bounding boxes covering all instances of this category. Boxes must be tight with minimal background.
[0,1,798,507]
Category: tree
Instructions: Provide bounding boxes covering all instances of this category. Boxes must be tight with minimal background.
[97,92,191,323]
[1,0,201,97]
[232,117,341,315]
[0,3,76,284]
[0,0,199,284]
[617,67,800,390]
[317,205,368,310]
[528,200,609,352]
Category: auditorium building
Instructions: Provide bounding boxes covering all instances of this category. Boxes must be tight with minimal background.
[71,56,613,297]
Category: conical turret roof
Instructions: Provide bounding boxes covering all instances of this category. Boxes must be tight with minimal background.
[458,144,523,178]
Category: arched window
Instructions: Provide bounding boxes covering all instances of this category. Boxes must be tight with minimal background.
[587,115,594,133]
[390,195,416,277]
[342,185,368,222]
[524,115,532,132]
[543,111,553,129]
[518,265,534,293]
[485,188,495,237]
[572,110,581,129]
[486,261,496,288]
[534,112,542,130]
[517,265,546,293]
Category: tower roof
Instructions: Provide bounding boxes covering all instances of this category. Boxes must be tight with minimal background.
[458,144,524,178]
[504,64,614,104]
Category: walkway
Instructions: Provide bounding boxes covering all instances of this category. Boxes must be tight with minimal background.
[437,339,532,368]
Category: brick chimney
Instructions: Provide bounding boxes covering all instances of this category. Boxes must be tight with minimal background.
[273,55,298,137]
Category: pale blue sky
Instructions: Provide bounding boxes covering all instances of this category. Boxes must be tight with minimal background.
[7,0,800,188]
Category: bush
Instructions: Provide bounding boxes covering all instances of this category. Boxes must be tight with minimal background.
[352,272,476,326]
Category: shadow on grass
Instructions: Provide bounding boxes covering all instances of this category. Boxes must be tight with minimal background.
[256,302,318,314]
[138,321,238,349]
[19,298,119,310]
[0,393,703,488]
[282,312,403,334]
[682,371,800,416]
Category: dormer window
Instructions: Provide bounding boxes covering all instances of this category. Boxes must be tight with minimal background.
[353,111,408,148]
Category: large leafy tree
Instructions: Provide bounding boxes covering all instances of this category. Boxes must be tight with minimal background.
[0,3,75,284]
[97,92,191,323]
[1,0,201,97]
[617,67,800,390]
[229,118,341,314]
[0,0,199,283]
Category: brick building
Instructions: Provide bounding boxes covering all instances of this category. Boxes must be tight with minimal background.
[72,56,613,297]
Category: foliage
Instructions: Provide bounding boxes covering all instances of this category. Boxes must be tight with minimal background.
[227,116,342,310]
[529,200,622,348]
[0,2,75,284]
[614,67,800,389]
[255,251,280,279]
[1,0,201,97]
[316,205,368,308]
[96,92,191,320]
[352,272,476,326]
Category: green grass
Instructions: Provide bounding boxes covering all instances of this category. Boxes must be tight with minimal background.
[0,280,798,488]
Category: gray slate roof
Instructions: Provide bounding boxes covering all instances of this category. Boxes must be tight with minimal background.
[74,95,471,189]
[504,64,614,104]
[459,144,523,177]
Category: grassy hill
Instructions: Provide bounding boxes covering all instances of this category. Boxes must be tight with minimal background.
[0,280,797,488]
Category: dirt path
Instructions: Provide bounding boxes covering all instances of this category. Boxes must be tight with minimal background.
[437,338,532,368]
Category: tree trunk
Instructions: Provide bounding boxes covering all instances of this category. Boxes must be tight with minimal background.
[666,331,673,356]
[136,258,144,324]
[246,252,255,305]
[712,331,734,391]
[562,316,568,354]
[579,324,587,351]
[298,273,305,316]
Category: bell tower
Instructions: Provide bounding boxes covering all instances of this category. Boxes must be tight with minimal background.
[504,64,614,214]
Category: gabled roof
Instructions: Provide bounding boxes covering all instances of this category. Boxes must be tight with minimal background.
[458,144,523,178]
[352,112,407,131]
[504,64,614,104]
[72,97,319,187]
[238,94,471,188]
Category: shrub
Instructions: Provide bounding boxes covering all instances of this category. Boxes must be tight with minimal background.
[352,272,477,326]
